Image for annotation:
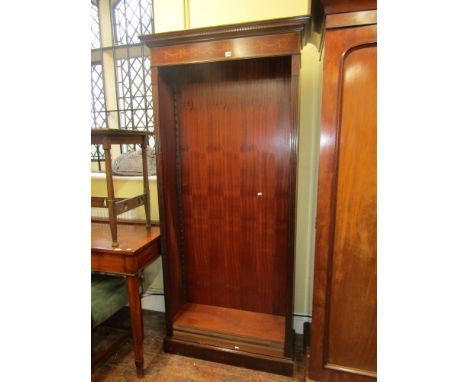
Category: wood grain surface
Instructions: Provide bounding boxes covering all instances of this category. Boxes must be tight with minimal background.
[320,0,376,15]
[145,19,305,373]
[326,10,377,29]
[164,337,294,376]
[91,222,160,255]
[141,15,309,48]
[91,223,161,377]
[171,57,293,316]
[154,69,186,324]
[173,303,285,345]
[326,43,377,374]
[151,33,300,66]
[308,17,377,382]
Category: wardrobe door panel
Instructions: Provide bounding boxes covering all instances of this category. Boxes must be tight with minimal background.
[327,44,377,374]
[309,18,377,382]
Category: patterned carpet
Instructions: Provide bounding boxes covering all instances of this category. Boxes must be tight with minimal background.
[92,308,305,382]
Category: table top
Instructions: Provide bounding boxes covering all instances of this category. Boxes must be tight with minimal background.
[91,129,153,138]
[91,222,161,256]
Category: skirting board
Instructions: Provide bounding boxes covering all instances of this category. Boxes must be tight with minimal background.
[140,294,312,334]
[141,294,165,312]
[293,315,312,335]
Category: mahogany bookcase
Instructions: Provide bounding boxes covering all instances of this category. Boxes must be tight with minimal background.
[141,16,309,376]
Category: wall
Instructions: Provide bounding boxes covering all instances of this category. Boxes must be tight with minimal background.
[91,174,159,221]
[154,0,310,32]
[295,43,322,316]
[92,0,323,316]
[188,0,309,29]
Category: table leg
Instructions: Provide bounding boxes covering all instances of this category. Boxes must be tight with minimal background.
[103,143,118,247]
[126,275,144,378]
[139,272,144,341]
[141,139,151,228]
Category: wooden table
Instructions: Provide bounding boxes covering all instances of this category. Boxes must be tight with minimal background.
[91,221,161,378]
[91,129,153,247]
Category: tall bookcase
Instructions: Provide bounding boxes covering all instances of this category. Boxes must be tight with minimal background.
[142,16,309,376]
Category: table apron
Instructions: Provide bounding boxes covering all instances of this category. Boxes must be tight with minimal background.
[91,241,160,276]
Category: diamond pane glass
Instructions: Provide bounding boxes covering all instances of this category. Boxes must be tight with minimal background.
[91,3,101,49]
[115,56,154,152]
[91,64,106,161]
[113,0,153,45]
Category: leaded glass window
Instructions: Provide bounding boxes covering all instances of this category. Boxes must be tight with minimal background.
[91,2,101,49]
[115,56,154,152]
[91,64,106,164]
[115,57,153,123]
[113,0,153,46]
[112,0,155,153]
[91,0,155,167]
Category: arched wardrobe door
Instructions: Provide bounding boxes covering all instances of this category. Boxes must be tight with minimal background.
[308,5,377,382]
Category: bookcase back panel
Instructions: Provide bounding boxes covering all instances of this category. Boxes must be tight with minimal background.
[173,57,293,315]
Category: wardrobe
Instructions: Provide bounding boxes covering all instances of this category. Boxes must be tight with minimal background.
[142,16,309,376]
[307,1,377,381]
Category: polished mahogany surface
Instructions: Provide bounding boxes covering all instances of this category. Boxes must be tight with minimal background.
[91,222,160,255]
[91,222,161,377]
[91,222,161,277]
[326,45,376,374]
[144,18,306,375]
[173,303,285,345]
[141,16,309,47]
[141,16,308,67]
[91,128,152,142]
[153,70,186,322]
[308,16,377,382]
[166,57,292,316]
[326,10,377,29]
[320,0,376,15]
[149,33,300,67]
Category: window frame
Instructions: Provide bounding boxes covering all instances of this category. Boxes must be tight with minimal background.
[91,0,155,171]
